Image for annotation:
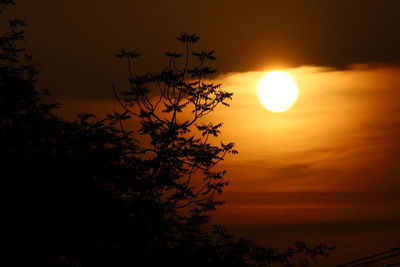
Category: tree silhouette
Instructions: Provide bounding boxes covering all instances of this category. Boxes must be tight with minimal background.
[1,2,140,264]
[113,32,237,228]
[1,1,334,266]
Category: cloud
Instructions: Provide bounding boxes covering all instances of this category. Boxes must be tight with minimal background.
[208,63,400,225]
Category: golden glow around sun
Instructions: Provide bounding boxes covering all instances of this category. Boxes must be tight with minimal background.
[257,71,299,112]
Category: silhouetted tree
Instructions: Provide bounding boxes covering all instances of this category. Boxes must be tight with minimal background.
[113,32,236,232]
[1,2,141,265]
[1,1,334,266]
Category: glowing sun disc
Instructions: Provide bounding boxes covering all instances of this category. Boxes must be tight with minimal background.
[257,71,299,112]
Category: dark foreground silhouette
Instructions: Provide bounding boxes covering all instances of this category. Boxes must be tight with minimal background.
[2,1,334,266]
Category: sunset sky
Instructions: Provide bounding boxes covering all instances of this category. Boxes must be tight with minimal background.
[10,0,400,265]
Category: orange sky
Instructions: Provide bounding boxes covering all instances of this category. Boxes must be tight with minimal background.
[210,65,400,264]
[58,64,400,265]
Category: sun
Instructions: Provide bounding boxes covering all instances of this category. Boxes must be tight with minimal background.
[257,71,299,112]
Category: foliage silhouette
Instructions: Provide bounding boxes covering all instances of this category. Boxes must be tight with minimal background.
[1,1,334,266]
[113,32,237,225]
